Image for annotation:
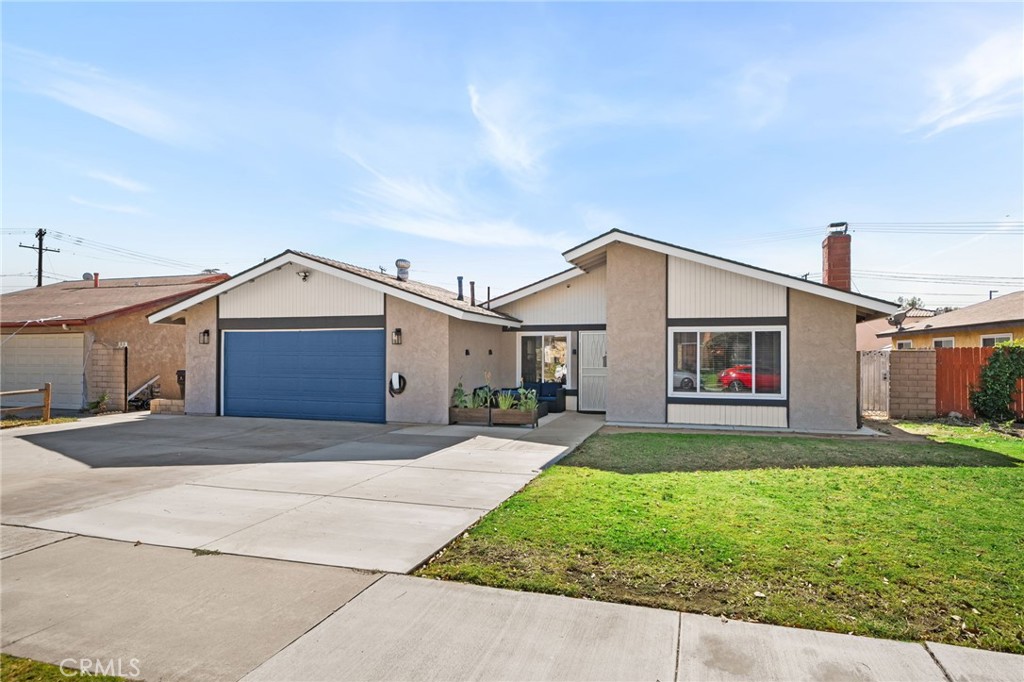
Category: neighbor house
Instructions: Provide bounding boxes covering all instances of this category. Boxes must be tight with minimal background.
[1,273,229,411]
[856,307,934,351]
[149,229,897,432]
[877,291,1023,349]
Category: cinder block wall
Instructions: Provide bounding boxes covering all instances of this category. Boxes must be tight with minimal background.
[85,346,127,411]
[889,350,936,419]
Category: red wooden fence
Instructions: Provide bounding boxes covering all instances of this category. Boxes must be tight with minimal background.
[935,347,1024,420]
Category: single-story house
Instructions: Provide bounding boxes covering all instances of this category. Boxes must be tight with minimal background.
[856,307,934,351]
[149,228,898,432]
[877,291,1023,349]
[1,273,229,411]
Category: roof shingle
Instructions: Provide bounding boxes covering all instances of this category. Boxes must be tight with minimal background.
[1,274,229,326]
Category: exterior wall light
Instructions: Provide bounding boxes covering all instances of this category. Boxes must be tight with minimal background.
[199,329,210,345]
[391,328,402,345]
[296,270,311,282]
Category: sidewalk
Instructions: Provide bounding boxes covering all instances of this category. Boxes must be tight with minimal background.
[239,574,1022,682]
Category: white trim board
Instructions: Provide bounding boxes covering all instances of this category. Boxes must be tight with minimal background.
[564,230,899,316]
[489,268,586,308]
[149,252,518,328]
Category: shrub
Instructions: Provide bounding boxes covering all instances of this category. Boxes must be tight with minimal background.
[970,340,1024,421]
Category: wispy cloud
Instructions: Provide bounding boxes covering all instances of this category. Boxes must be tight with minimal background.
[914,30,1023,136]
[734,63,791,129]
[468,83,547,182]
[86,170,150,193]
[330,150,555,247]
[68,195,145,215]
[4,45,200,146]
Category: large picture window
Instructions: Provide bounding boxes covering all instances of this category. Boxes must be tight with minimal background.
[668,326,785,398]
[520,333,570,386]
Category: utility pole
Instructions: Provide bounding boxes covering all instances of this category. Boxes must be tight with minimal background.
[19,229,60,287]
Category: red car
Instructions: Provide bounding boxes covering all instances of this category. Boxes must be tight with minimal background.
[719,365,781,392]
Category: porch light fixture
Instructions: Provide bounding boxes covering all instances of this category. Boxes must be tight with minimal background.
[199,329,210,345]
[391,328,402,345]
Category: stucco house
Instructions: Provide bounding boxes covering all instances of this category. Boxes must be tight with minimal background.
[1,273,229,411]
[877,291,1023,349]
[149,229,898,431]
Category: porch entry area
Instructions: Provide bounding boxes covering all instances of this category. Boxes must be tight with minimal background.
[578,331,607,412]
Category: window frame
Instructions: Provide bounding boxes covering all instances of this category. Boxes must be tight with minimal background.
[516,331,573,388]
[896,340,913,350]
[932,337,955,349]
[666,325,787,400]
[981,333,1012,347]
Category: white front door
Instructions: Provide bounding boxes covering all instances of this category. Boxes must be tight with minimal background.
[578,331,607,412]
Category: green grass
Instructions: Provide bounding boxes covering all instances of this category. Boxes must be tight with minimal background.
[0,416,77,430]
[0,654,130,681]
[418,427,1024,653]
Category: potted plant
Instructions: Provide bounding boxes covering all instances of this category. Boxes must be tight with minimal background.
[449,381,491,425]
[491,387,540,428]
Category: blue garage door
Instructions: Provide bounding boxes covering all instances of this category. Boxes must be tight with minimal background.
[223,330,385,422]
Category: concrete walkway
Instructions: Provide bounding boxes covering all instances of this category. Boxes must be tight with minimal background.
[4,537,1020,682]
[6,412,604,572]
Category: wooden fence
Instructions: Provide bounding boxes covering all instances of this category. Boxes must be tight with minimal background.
[935,347,1024,420]
[0,383,52,422]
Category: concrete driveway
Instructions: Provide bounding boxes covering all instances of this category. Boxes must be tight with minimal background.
[2,412,583,572]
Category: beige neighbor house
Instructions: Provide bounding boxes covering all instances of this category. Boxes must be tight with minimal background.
[149,229,898,432]
[876,291,1024,350]
[1,273,228,411]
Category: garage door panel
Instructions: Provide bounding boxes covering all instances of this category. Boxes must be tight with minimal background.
[0,334,84,410]
[223,330,385,422]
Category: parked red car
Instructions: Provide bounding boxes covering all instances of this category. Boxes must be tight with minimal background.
[718,365,781,392]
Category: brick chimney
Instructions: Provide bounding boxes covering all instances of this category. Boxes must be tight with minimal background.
[822,223,851,291]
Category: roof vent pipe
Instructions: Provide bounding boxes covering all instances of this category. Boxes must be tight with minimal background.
[457,276,464,301]
[470,281,476,307]
[395,259,411,282]
[93,273,99,288]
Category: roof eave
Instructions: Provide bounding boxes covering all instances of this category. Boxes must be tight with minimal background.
[148,251,522,327]
[565,229,900,317]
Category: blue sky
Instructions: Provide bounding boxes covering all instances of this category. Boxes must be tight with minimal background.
[3,2,1022,308]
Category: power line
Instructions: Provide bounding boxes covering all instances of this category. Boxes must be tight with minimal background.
[47,231,204,271]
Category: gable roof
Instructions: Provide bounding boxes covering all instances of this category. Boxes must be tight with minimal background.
[561,229,899,320]
[488,267,586,308]
[148,250,520,327]
[1,274,229,327]
[877,290,1024,338]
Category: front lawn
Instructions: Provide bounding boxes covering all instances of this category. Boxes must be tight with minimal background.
[0,654,129,681]
[418,427,1024,653]
[1,416,78,430]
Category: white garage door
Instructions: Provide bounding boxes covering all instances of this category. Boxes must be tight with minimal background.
[1,334,85,410]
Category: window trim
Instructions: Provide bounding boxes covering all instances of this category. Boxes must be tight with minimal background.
[666,325,787,400]
[981,333,1012,347]
[932,337,955,349]
[896,340,913,350]
[516,331,573,388]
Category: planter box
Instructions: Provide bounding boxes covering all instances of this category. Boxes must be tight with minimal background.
[490,408,539,428]
[449,407,490,425]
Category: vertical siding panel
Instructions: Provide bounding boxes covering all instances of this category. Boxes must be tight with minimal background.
[668,257,786,318]
[497,266,606,325]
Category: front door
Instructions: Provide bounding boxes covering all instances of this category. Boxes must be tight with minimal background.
[578,331,607,412]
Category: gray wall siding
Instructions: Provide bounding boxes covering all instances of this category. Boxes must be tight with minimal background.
[668,404,787,427]
[186,298,218,415]
[448,318,510,395]
[789,289,858,431]
[668,257,786,318]
[220,262,383,319]
[497,265,606,325]
[606,243,666,423]
[385,296,449,424]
